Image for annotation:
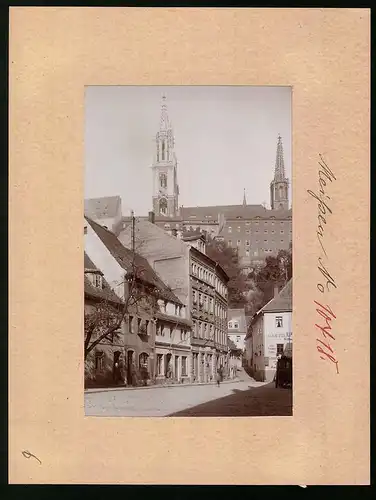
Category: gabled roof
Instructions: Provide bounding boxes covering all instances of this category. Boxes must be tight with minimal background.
[84,252,123,305]
[85,217,182,305]
[84,276,124,305]
[228,308,247,332]
[84,196,121,220]
[247,279,292,335]
[84,252,102,273]
[182,231,205,242]
[262,279,292,313]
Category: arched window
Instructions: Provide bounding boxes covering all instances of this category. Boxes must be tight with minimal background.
[159,198,168,215]
[159,173,167,189]
[161,141,165,160]
[139,352,149,368]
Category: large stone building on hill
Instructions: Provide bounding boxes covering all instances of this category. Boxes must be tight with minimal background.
[85,97,292,270]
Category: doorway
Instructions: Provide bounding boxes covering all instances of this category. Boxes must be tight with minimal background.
[113,350,121,385]
[165,353,172,378]
[127,350,134,386]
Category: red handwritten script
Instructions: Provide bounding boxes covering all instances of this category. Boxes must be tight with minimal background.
[308,155,339,374]
[314,300,339,373]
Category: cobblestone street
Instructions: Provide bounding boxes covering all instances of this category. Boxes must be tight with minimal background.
[170,382,292,417]
[85,370,292,417]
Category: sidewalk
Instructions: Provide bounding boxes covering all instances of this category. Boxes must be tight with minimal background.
[85,377,241,394]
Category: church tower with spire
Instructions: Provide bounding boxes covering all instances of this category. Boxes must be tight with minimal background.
[151,96,179,217]
[270,135,289,210]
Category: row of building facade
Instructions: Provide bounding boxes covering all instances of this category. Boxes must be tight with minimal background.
[84,214,240,388]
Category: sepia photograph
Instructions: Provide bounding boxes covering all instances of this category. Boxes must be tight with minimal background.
[84,85,292,417]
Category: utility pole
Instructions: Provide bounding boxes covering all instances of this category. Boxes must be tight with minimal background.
[131,210,135,254]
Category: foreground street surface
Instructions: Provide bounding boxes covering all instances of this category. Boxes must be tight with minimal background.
[170,382,292,417]
[85,370,292,417]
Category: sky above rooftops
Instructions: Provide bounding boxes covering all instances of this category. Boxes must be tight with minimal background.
[85,86,292,217]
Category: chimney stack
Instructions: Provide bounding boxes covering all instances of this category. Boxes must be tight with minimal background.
[274,285,279,298]
[148,211,155,224]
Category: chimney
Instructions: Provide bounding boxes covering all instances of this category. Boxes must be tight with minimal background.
[148,211,155,224]
[274,285,279,298]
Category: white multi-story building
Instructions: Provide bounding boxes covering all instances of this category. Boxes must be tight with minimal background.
[228,308,247,351]
[244,280,292,382]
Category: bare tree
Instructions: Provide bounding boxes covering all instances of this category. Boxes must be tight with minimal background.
[84,215,160,360]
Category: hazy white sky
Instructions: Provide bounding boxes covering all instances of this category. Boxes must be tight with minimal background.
[85,86,291,216]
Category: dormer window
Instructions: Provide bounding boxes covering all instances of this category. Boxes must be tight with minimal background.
[93,274,102,288]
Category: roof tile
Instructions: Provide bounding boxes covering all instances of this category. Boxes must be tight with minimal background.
[85,217,182,305]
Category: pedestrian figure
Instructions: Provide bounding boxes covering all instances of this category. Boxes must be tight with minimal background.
[216,369,221,387]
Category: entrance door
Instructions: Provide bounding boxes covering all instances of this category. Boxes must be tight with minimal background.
[200,353,204,381]
[194,353,198,380]
[113,350,121,384]
[127,350,134,385]
[174,356,179,380]
[165,353,172,378]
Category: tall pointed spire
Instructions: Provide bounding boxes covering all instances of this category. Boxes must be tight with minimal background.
[152,95,179,218]
[274,134,286,181]
[243,188,247,207]
[270,135,289,211]
[160,95,171,131]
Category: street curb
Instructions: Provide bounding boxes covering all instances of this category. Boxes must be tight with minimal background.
[85,378,243,394]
